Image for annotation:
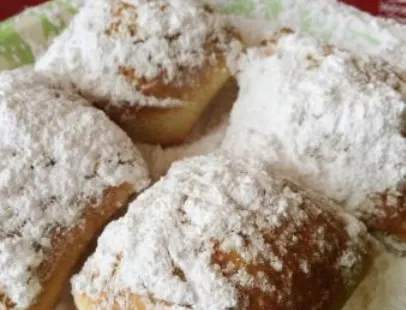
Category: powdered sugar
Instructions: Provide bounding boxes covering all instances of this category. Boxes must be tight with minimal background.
[0,67,150,308]
[137,120,227,180]
[222,31,406,212]
[72,153,368,309]
[35,0,241,108]
[208,0,406,70]
[272,0,406,70]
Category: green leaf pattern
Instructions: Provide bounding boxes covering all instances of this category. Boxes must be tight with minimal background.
[39,14,66,40]
[223,0,254,15]
[265,0,282,19]
[0,21,34,68]
[349,30,381,46]
[0,0,81,70]
[298,5,313,32]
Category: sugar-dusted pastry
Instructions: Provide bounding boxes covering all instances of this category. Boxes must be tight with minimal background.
[35,0,242,146]
[221,29,406,253]
[0,68,150,309]
[72,153,370,310]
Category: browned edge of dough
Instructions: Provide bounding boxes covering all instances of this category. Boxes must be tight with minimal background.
[96,64,232,146]
[359,180,406,255]
[73,241,372,310]
[72,194,373,310]
[0,183,135,310]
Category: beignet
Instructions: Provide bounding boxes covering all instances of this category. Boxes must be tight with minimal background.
[222,29,406,253]
[72,153,370,310]
[0,68,150,309]
[36,0,242,145]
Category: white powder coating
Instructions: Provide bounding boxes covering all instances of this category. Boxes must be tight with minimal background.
[274,0,406,71]
[0,67,150,309]
[222,31,406,211]
[72,153,368,309]
[35,0,241,108]
[208,0,406,70]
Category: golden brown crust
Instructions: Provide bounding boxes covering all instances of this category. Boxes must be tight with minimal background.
[109,0,238,98]
[0,183,134,310]
[209,195,370,310]
[360,180,406,242]
[73,182,370,310]
[253,28,406,257]
[94,1,242,146]
[74,205,370,310]
[97,63,231,146]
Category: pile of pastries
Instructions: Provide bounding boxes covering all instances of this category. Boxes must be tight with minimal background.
[0,0,405,309]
